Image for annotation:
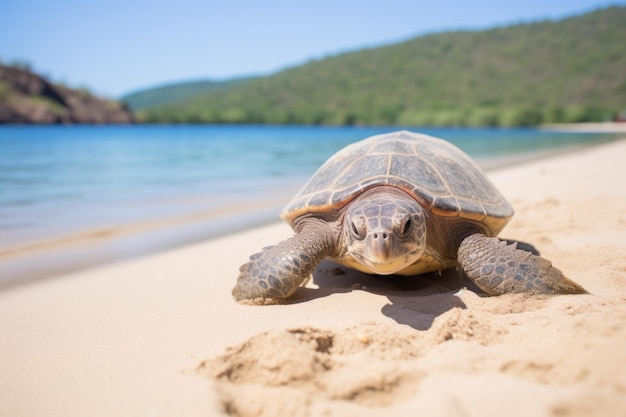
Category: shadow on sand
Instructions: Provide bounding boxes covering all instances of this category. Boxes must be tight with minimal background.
[289,238,540,330]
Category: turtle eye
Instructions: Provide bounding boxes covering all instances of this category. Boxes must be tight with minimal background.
[350,220,366,240]
[400,218,413,238]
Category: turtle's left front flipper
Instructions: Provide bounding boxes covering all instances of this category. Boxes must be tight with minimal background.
[232,222,336,302]
[457,233,587,295]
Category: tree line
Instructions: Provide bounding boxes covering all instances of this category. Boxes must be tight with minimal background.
[135,6,626,127]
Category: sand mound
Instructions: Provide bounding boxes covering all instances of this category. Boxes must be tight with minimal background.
[200,323,423,416]
[202,293,626,417]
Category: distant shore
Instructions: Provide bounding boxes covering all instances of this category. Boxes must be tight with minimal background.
[540,122,626,133]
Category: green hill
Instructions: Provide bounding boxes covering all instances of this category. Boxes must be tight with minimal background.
[121,77,254,110]
[140,6,626,126]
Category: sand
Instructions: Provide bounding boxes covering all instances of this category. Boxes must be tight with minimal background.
[1,138,625,417]
[541,121,626,133]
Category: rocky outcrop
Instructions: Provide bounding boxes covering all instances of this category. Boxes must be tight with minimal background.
[0,65,134,124]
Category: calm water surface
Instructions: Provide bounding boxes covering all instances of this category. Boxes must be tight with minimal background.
[0,125,618,249]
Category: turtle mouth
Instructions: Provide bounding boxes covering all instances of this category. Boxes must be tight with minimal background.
[353,250,422,275]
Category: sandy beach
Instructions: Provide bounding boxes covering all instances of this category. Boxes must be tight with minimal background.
[1,137,625,417]
[541,122,626,133]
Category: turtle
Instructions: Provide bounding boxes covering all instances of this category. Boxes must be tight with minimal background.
[232,130,586,301]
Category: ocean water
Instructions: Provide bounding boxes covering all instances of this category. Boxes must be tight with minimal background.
[0,125,618,251]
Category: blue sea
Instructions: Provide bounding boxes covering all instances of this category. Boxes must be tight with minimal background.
[0,125,619,283]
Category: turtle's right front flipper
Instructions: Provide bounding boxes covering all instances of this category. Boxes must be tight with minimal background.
[232,223,336,302]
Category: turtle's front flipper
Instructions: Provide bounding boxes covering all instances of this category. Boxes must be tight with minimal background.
[232,222,336,302]
[457,233,587,295]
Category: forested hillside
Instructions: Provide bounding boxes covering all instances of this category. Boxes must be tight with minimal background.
[122,77,253,110]
[139,6,626,126]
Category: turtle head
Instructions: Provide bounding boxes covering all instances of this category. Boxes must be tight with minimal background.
[344,190,427,275]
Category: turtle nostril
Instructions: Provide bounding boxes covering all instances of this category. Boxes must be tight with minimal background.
[383,233,388,239]
[373,233,378,239]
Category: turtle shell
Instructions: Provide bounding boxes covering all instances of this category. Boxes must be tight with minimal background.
[282,130,514,235]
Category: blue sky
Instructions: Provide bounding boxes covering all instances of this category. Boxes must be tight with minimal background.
[2,0,624,97]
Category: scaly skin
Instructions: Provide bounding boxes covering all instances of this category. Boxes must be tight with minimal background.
[232,220,336,302]
[457,233,587,295]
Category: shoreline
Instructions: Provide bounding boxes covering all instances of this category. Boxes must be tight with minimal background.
[540,121,626,133]
[0,198,290,289]
[0,138,622,289]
